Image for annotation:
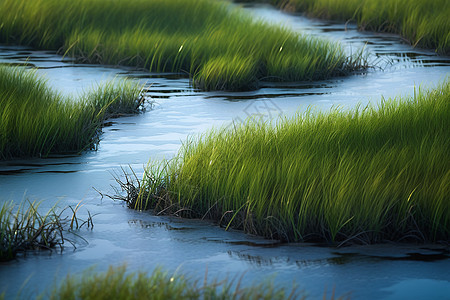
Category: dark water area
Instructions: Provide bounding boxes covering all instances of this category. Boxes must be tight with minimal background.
[1,3,449,299]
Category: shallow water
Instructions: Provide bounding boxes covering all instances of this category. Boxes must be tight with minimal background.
[1,3,449,299]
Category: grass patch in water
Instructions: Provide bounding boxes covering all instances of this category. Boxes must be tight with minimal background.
[131,81,449,244]
[0,65,144,159]
[0,200,92,261]
[39,265,306,300]
[0,0,365,91]
[0,201,64,261]
[266,0,450,54]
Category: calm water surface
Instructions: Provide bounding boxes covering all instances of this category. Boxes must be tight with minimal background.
[0,3,449,299]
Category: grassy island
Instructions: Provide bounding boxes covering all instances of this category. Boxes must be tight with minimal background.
[0,0,364,91]
[132,81,449,244]
[0,66,143,159]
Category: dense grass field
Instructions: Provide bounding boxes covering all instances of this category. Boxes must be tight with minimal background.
[0,66,143,159]
[0,0,364,91]
[133,81,449,244]
[36,265,302,300]
[268,0,450,54]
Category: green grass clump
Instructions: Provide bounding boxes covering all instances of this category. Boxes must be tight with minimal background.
[84,79,145,119]
[0,201,65,261]
[0,0,363,91]
[41,265,301,300]
[269,0,450,54]
[135,81,449,244]
[0,66,143,159]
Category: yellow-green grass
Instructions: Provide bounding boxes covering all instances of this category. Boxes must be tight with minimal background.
[0,0,364,91]
[267,0,450,54]
[0,66,143,159]
[40,265,302,300]
[135,81,449,244]
[0,201,64,261]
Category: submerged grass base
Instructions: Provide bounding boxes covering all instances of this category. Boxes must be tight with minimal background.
[0,66,143,159]
[131,81,449,244]
[267,0,450,54]
[0,0,365,91]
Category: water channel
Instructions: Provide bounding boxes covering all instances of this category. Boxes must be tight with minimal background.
[0,3,449,299]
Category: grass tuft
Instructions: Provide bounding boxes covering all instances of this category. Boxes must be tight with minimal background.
[0,199,94,261]
[1,201,62,261]
[0,66,144,159]
[130,81,449,244]
[83,79,146,119]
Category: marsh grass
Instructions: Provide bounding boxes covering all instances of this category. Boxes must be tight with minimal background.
[1,201,61,261]
[270,0,450,54]
[0,0,365,91]
[84,80,146,119]
[0,66,143,159]
[40,265,303,300]
[0,199,95,261]
[132,81,450,244]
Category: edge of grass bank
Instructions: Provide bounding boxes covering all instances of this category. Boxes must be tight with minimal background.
[259,0,450,55]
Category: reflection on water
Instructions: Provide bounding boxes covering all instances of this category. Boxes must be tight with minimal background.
[0,3,449,300]
[228,246,450,268]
